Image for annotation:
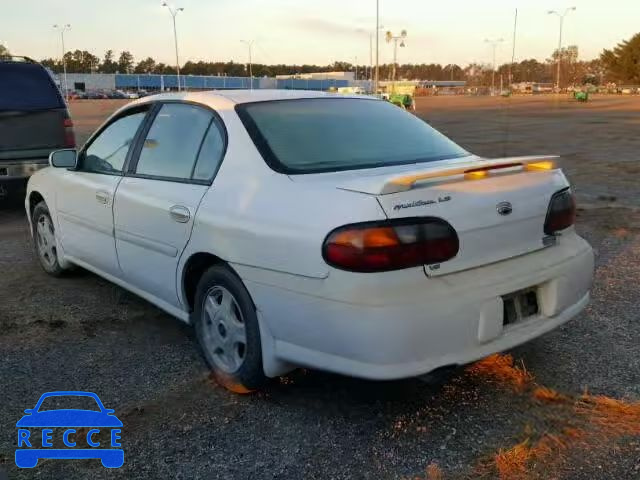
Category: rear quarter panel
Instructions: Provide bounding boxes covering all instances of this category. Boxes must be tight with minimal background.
[180,107,387,287]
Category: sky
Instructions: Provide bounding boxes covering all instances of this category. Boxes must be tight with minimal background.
[2,0,639,68]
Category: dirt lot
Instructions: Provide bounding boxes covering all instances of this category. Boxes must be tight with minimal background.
[1,95,639,479]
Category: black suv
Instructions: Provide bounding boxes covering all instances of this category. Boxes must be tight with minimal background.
[0,57,75,196]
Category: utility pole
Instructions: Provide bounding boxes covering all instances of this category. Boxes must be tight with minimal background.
[485,37,504,95]
[53,24,71,102]
[161,2,184,91]
[548,7,576,91]
[241,40,255,90]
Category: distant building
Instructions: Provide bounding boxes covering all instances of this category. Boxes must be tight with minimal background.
[419,80,467,88]
[414,80,467,96]
[512,82,554,94]
[55,73,116,91]
[275,71,355,81]
[55,72,352,92]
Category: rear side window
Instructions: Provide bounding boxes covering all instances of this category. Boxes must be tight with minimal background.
[135,103,213,181]
[236,98,470,174]
[0,63,64,111]
[192,120,226,181]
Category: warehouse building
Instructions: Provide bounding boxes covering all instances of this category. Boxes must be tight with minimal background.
[56,72,352,93]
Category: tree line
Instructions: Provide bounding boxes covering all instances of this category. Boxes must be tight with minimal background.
[12,32,640,86]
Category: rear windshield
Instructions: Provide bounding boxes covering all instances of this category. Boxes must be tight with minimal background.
[235,98,469,174]
[0,63,64,111]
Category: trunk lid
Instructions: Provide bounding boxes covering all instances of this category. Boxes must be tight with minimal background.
[292,156,569,276]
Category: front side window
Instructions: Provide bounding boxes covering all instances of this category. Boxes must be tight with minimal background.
[236,98,470,174]
[81,110,147,174]
[135,103,213,180]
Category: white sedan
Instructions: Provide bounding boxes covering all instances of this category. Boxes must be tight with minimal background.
[26,90,594,393]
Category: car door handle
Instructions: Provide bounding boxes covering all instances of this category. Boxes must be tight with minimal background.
[169,205,191,223]
[96,191,111,205]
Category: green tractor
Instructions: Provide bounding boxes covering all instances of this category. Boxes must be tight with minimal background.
[573,90,589,102]
[389,93,415,111]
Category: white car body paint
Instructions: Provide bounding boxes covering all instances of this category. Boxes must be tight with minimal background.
[26,90,594,380]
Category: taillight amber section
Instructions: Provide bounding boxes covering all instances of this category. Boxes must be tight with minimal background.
[323,218,459,273]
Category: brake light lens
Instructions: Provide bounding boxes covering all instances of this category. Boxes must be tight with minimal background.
[323,218,459,273]
[544,189,576,235]
[63,117,76,148]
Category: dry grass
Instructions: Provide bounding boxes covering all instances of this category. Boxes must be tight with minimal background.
[410,462,444,480]
[576,393,640,436]
[460,354,640,479]
[494,439,535,480]
[425,463,444,480]
[478,391,640,480]
[532,386,569,404]
[209,371,253,394]
[465,354,534,391]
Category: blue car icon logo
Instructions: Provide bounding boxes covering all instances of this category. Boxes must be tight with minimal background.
[16,391,123,468]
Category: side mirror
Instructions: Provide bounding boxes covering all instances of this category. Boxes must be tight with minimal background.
[23,409,33,415]
[49,149,78,168]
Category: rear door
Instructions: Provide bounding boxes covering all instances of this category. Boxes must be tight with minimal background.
[113,102,226,308]
[0,62,70,162]
[55,106,150,277]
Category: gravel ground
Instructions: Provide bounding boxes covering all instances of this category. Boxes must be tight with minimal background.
[1,96,639,479]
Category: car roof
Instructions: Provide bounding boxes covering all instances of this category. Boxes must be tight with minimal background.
[130,89,375,110]
[0,55,38,64]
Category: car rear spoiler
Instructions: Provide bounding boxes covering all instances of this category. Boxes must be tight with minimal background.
[337,156,559,195]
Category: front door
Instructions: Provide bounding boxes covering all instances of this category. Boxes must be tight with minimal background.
[56,107,150,277]
[113,102,226,308]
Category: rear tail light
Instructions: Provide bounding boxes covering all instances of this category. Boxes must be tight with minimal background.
[544,188,576,235]
[63,117,76,148]
[322,218,459,273]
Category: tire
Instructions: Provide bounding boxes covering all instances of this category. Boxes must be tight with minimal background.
[193,265,267,393]
[417,365,461,387]
[32,201,67,277]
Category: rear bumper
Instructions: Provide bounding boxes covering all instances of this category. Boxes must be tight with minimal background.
[0,160,49,181]
[240,233,594,380]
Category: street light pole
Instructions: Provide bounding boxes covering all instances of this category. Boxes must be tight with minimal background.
[53,24,71,102]
[548,7,576,91]
[386,30,407,92]
[162,2,184,91]
[485,38,504,95]
[375,0,379,94]
[358,25,381,90]
[241,40,255,90]
[369,33,373,83]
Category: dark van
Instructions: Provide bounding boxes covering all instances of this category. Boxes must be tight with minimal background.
[0,57,75,195]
